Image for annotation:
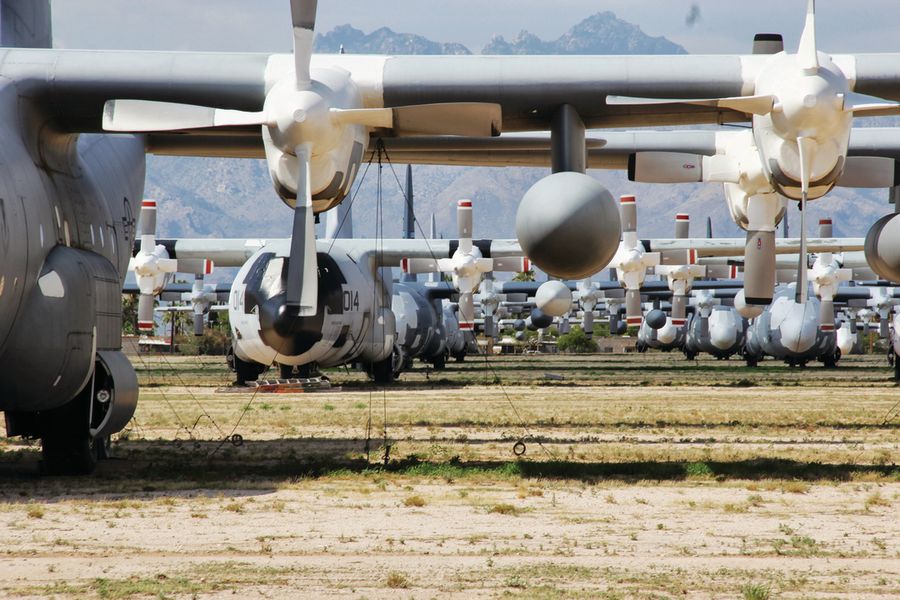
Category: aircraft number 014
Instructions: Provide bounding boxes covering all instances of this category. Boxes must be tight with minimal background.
[343,290,360,311]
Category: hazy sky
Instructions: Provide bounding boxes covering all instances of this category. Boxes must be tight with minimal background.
[53,0,900,54]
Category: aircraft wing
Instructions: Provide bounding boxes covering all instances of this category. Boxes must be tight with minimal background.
[8,48,900,148]
[364,129,900,169]
[647,238,866,257]
[148,238,527,268]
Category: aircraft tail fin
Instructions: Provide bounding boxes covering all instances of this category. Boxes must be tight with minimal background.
[1,0,52,49]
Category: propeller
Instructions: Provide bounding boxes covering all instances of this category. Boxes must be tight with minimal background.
[402,199,528,332]
[656,212,706,329]
[607,0,898,306]
[810,218,852,333]
[611,195,660,326]
[104,0,502,325]
[182,274,220,336]
[132,200,178,333]
[575,278,604,338]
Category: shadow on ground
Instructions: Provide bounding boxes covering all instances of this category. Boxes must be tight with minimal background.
[0,437,895,498]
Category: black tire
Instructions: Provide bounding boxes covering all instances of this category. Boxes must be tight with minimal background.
[234,355,266,385]
[431,354,446,370]
[745,357,758,368]
[41,432,97,476]
[894,351,900,381]
[367,358,395,384]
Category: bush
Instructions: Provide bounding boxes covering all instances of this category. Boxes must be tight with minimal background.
[556,326,597,354]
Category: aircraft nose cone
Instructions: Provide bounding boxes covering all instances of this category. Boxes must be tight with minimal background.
[780,302,817,354]
[657,320,677,344]
[709,323,735,350]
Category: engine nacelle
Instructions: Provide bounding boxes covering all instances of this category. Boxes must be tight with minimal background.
[629,152,703,184]
[229,245,394,369]
[516,172,620,279]
[734,289,765,319]
[865,212,900,283]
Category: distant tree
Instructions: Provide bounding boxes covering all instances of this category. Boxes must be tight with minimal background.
[557,326,597,354]
[512,269,536,282]
[121,294,138,335]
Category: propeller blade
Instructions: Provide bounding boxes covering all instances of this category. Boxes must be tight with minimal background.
[401,257,440,275]
[609,311,621,336]
[457,200,473,254]
[819,298,835,333]
[744,230,776,304]
[675,213,690,240]
[458,291,475,331]
[177,259,213,277]
[492,257,530,272]
[818,218,833,238]
[797,0,819,72]
[625,289,642,327]
[285,144,318,316]
[620,195,637,234]
[331,103,502,137]
[796,137,815,304]
[582,309,594,338]
[843,92,900,115]
[138,200,157,238]
[138,294,155,333]
[103,100,266,132]
[290,0,318,87]
[606,94,775,116]
[484,314,495,339]
[671,294,688,328]
[157,258,179,273]
[193,313,205,337]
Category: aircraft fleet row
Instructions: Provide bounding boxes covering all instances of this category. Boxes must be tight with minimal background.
[1,0,900,472]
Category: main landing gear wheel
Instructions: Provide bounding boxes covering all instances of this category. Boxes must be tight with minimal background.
[41,431,97,476]
[366,358,395,385]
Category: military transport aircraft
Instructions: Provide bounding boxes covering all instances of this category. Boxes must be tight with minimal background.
[4,0,900,472]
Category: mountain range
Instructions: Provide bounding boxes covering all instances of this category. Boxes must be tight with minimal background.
[145,13,896,264]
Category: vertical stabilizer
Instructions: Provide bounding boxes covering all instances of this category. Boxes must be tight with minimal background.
[1,0,52,48]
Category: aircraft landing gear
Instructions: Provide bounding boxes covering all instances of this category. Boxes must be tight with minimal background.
[893,350,900,381]
[366,358,395,385]
[431,353,447,370]
[822,349,841,369]
[232,352,267,386]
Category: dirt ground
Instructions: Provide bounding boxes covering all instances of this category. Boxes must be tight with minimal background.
[0,353,897,599]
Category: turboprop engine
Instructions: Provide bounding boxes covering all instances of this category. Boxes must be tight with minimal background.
[515,172,621,279]
[865,212,900,282]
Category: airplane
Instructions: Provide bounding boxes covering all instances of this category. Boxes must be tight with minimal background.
[5,0,900,473]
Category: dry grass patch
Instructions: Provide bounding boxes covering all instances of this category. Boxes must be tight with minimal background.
[403,495,426,508]
[385,571,410,589]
